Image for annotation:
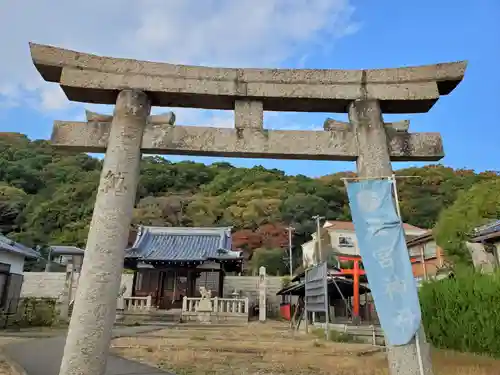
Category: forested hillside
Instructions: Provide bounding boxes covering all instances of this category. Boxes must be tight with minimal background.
[1,133,499,270]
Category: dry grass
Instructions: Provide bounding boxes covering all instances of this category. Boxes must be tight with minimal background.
[111,322,500,375]
[0,360,12,375]
[0,338,31,375]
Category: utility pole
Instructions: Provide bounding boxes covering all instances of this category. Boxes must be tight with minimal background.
[312,215,325,263]
[45,246,53,272]
[287,226,294,276]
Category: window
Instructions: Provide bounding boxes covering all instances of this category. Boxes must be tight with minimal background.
[409,247,420,258]
[423,243,437,259]
[339,236,354,248]
[409,243,437,260]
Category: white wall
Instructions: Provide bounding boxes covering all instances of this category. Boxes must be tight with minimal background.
[20,272,283,313]
[302,230,359,267]
[302,240,315,267]
[0,251,25,274]
[223,275,283,311]
[21,272,67,298]
[21,272,134,299]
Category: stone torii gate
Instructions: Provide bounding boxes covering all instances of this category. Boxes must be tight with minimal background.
[29,43,466,375]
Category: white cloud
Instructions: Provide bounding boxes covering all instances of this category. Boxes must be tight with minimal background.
[39,86,69,111]
[0,0,359,127]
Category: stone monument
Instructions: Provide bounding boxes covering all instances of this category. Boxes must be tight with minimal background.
[115,284,128,321]
[196,287,213,324]
[29,42,466,375]
[258,266,267,322]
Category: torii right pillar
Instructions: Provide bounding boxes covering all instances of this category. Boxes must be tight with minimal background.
[349,99,433,375]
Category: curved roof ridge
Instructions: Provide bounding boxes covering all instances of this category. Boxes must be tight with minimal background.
[0,234,40,258]
[143,226,232,231]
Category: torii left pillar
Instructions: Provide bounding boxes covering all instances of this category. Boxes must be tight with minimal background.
[58,90,151,375]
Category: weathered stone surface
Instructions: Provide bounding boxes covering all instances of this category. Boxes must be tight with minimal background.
[386,120,410,132]
[323,118,350,131]
[352,99,434,375]
[30,43,467,113]
[50,121,443,161]
[58,90,151,375]
[324,118,410,132]
[235,100,263,130]
[258,266,267,322]
[85,109,176,125]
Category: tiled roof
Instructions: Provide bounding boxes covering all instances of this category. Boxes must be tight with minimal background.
[125,226,242,262]
[324,220,424,232]
[49,246,85,256]
[474,220,500,237]
[470,220,500,242]
[406,231,434,247]
[0,235,39,259]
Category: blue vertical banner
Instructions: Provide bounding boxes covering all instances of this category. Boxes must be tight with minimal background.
[346,179,421,346]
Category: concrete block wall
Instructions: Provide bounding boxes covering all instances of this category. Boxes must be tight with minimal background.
[21,272,283,315]
[21,272,66,299]
[21,272,134,300]
[223,276,283,313]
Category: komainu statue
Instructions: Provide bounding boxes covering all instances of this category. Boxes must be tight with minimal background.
[199,286,212,299]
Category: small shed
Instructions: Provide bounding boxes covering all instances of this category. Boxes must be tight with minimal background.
[0,235,40,312]
[47,245,85,272]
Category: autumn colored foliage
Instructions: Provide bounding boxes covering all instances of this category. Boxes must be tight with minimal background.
[1,134,499,272]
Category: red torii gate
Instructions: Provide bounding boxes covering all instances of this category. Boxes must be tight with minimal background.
[334,254,420,318]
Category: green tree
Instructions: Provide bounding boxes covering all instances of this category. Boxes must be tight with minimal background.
[249,248,287,276]
[185,196,224,226]
[2,132,500,265]
[435,179,500,264]
[133,194,193,227]
[0,184,27,232]
[420,268,500,356]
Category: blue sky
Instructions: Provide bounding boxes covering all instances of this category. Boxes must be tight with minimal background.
[1,0,499,177]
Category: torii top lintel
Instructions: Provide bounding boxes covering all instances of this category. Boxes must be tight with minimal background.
[29,43,467,114]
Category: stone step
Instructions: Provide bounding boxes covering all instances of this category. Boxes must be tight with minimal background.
[117,312,182,326]
[172,323,249,329]
[137,321,180,326]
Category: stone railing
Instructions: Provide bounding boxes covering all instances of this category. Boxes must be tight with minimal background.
[121,296,152,312]
[182,297,249,314]
[182,296,249,324]
[216,297,249,314]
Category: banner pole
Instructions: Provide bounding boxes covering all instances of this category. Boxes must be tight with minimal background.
[390,174,425,375]
[391,174,402,218]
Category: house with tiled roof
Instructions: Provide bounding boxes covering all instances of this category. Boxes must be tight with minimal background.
[124,226,243,310]
[470,220,500,245]
[0,235,40,312]
[406,231,449,284]
[302,220,427,267]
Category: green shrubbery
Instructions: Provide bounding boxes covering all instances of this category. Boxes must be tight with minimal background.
[3,298,58,328]
[419,268,500,357]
